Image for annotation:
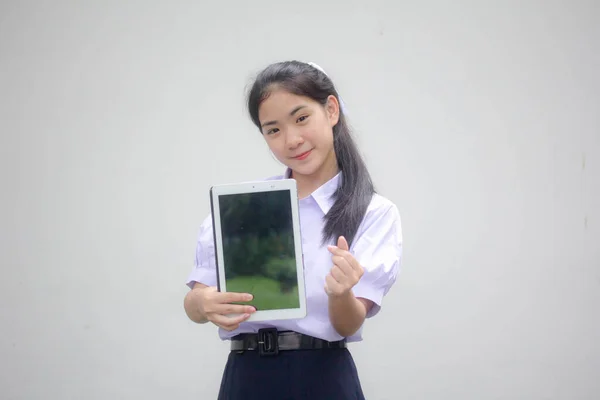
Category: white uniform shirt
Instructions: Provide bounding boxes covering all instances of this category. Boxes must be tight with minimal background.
[186,171,402,343]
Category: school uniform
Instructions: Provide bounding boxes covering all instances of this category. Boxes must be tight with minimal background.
[186,170,403,400]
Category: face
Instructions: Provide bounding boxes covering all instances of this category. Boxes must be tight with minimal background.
[258,88,340,179]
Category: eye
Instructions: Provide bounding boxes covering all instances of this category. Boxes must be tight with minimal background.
[296,115,309,123]
[266,128,279,135]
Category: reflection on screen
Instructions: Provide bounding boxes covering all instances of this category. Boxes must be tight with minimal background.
[219,190,299,310]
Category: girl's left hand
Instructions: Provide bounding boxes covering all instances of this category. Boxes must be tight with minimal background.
[325,236,364,297]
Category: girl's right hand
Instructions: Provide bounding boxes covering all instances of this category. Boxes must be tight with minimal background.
[193,286,256,331]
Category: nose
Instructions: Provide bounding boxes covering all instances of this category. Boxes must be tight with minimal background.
[285,128,304,150]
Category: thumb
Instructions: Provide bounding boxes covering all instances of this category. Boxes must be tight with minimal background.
[337,236,349,251]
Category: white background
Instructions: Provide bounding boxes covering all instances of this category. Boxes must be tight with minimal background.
[1,1,598,399]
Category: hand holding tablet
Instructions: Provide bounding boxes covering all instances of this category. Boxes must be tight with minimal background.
[209,179,307,322]
[193,286,257,331]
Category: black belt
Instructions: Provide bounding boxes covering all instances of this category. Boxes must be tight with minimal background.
[230,328,347,356]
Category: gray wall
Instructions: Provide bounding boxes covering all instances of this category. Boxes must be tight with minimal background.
[1,1,598,399]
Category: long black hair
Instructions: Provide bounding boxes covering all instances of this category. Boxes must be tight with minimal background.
[247,60,374,247]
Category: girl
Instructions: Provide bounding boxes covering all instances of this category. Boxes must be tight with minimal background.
[183,60,403,400]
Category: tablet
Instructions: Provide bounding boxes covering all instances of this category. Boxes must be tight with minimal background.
[209,179,307,322]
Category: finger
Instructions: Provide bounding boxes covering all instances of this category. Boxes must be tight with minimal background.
[332,255,353,273]
[327,247,352,264]
[327,245,347,256]
[327,244,354,262]
[330,251,362,277]
[219,315,250,331]
[329,245,363,274]
[210,312,251,329]
[337,236,349,251]
[330,265,344,283]
[325,274,343,296]
[344,255,363,275]
[214,291,254,304]
[215,303,256,316]
[218,321,242,331]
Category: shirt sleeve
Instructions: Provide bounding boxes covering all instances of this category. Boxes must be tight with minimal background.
[186,214,218,289]
[351,203,403,318]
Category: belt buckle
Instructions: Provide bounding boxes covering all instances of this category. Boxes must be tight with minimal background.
[257,328,279,356]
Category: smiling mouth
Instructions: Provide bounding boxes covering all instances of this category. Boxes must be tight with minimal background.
[293,150,312,160]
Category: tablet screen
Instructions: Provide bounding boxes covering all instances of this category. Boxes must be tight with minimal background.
[218,189,300,311]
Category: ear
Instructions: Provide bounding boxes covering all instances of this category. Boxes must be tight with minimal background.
[325,95,340,127]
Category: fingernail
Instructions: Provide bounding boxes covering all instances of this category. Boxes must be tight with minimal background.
[246,294,253,301]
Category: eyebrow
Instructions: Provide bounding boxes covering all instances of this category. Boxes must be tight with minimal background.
[261,105,308,128]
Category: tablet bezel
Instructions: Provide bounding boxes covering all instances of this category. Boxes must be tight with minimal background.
[209,178,307,322]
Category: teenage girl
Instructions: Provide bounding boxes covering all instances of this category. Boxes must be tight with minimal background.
[183,60,403,400]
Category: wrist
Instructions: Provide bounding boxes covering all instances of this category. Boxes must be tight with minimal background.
[328,289,364,337]
[188,287,209,324]
[328,289,354,303]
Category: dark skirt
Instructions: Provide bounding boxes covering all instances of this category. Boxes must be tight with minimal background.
[217,347,366,400]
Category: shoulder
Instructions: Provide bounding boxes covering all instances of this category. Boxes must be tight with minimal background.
[367,193,398,214]
[196,213,214,244]
[363,193,402,227]
[352,193,402,246]
[264,173,286,181]
[242,173,286,182]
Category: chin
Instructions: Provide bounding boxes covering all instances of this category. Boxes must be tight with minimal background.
[289,160,322,177]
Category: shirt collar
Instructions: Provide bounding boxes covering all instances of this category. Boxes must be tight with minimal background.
[284,168,340,214]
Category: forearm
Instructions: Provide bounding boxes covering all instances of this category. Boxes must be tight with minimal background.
[184,284,209,324]
[328,291,367,337]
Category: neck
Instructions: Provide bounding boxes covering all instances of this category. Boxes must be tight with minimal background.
[292,152,339,199]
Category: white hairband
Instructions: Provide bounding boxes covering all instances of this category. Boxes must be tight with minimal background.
[307,62,348,114]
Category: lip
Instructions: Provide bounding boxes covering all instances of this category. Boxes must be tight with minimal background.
[293,150,312,160]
